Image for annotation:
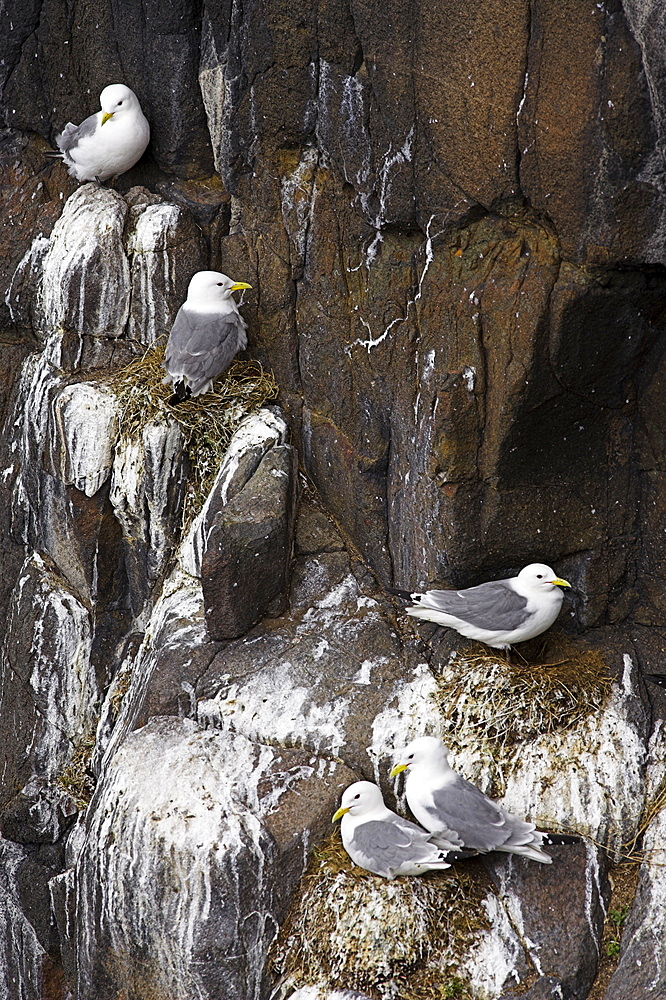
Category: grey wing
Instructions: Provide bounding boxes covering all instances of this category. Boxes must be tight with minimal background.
[165,308,246,387]
[57,113,99,154]
[425,776,512,852]
[348,818,441,876]
[416,579,530,631]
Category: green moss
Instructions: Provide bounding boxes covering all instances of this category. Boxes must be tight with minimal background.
[270,835,490,999]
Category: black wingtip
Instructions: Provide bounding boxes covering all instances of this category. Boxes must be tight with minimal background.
[542,833,579,846]
[44,150,62,159]
[445,848,479,861]
[645,674,666,689]
[388,586,415,601]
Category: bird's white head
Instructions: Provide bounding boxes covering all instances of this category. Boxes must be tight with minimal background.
[517,563,571,592]
[185,270,252,308]
[332,781,384,821]
[390,736,451,777]
[99,84,141,124]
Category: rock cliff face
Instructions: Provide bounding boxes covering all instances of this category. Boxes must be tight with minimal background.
[1,1,666,999]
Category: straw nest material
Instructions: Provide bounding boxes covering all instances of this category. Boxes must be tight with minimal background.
[56,733,97,809]
[269,835,488,1000]
[105,343,278,523]
[435,634,611,763]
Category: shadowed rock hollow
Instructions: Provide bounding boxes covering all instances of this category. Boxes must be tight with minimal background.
[1,1,666,998]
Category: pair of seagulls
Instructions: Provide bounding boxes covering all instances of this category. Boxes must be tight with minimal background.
[48,84,251,401]
[333,737,576,880]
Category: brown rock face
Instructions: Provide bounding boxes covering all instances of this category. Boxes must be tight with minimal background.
[202,443,299,639]
[2,1,666,999]
[2,0,666,626]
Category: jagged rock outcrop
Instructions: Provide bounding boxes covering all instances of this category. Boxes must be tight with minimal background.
[2,1,666,999]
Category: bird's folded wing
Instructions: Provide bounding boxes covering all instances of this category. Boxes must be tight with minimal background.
[57,114,98,154]
[165,310,246,380]
[424,777,518,852]
[349,818,439,872]
[417,580,531,631]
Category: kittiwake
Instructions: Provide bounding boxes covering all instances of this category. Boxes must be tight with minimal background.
[391,737,578,864]
[392,563,571,649]
[47,84,150,183]
[332,780,474,879]
[162,270,252,404]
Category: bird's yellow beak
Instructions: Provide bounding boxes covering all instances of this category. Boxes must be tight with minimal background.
[332,806,349,822]
[230,281,252,291]
[390,763,408,777]
[101,112,114,126]
[551,577,571,588]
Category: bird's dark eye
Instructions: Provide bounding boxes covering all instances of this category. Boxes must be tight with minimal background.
[537,574,543,579]
[353,794,360,799]
[217,282,224,286]
[118,100,123,106]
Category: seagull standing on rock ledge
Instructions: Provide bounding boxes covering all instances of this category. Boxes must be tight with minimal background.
[47,84,150,183]
[163,271,252,404]
[392,563,571,650]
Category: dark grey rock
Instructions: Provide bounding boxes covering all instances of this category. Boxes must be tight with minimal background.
[501,975,566,1000]
[294,497,345,556]
[484,843,610,1000]
[203,443,298,640]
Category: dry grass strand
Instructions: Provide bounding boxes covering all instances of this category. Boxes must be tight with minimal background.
[56,733,97,809]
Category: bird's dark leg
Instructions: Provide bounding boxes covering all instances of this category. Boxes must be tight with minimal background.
[168,380,192,406]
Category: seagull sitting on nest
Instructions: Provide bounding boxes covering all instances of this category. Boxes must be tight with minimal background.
[46,84,150,183]
[332,781,475,879]
[392,563,571,650]
[391,737,577,864]
[162,271,252,404]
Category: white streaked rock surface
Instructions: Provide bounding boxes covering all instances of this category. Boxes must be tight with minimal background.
[51,382,119,497]
[74,717,355,1000]
[127,199,206,346]
[110,418,188,607]
[0,552,98,842]
[35,185,130,341]
[604,721,666,999]
[0,838,46,1000]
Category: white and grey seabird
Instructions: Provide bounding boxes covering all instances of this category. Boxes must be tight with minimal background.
[162,270,252,403]
[48,84,150,183]
[395,563,571,649]
[391,737,577,864]
[332,780,473,879]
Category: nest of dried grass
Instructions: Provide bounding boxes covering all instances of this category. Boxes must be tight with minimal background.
[269,835,487,1000]
[105,343,279,523]
[56,733,96,809]
[435,634,611,761]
